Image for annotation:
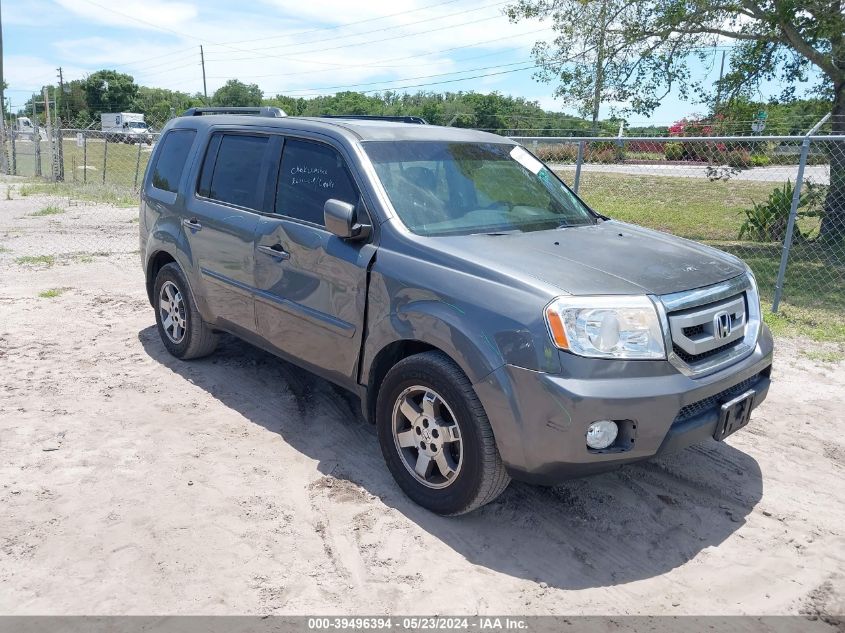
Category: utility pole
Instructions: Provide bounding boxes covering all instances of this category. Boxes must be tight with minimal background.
[0,0,9,175]
[714,49,727,114]
[590,0,608,135]
[43,85,55,182]
[57,66,70,122]
[200,45,208,104]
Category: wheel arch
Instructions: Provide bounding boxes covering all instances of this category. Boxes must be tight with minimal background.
[364,339,441,423]
[145,250,178,305]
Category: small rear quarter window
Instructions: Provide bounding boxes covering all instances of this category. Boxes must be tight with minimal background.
[150,129,196,193]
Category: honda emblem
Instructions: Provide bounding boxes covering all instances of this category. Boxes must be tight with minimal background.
[713,311,732,339]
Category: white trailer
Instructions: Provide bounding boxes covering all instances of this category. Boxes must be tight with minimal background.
[13,117,47,141]
[100,112,151,144]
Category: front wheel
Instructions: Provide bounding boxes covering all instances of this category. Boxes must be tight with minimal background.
[376,351,510,515]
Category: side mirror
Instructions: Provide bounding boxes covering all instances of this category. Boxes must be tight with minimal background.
[324,199,371,240]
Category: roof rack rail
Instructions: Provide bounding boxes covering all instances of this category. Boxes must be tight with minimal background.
[318,114,427,125]
[182,106,287,118]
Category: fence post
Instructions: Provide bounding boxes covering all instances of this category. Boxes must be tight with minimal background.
[134,141,142,190]
[33,119,42,178]
[44,101,56,183]
[771,138,810,312]
[0,114,8,176]
[55,118,64,182]
[574,141,585,193]
[83,132,87,184]
[102,137,108,185]
[10,129,16,176]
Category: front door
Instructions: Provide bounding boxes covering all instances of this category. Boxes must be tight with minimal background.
[184,131,273,334]
[254,137,374,386]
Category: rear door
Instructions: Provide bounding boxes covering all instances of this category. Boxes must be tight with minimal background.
[183,130,273,334]
[253,136,375,386]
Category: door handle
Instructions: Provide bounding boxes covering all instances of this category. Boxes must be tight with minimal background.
[258,244,291,261]
[182,217,202,231]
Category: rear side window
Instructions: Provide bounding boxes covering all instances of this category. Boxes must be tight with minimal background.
[150,129,196,193]
[276,139,358,225]
[199,134,269,210]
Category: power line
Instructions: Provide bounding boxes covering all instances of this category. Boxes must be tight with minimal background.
[71,0,511,76]
[203,0,511,58]
[205,27,553,80]
[110,46,198,70]
[277,59,535,95]
[286,64,539,97]
[73,0,207,42]
[120,50,202,75]
[203,13,510,64]
[132,60,204,79]
[218,0,469,46]
[64,0,489,75]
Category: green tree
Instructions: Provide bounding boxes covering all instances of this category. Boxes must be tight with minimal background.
[135,87,203,125]
[507,0,845,239]
[718,96,832,135]
[212,80,263,107]
[56,79,89,126]
[265,94,308,115]
[83,70,139,115]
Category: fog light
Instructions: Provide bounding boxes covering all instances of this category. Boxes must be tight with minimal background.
[586,420,618,449]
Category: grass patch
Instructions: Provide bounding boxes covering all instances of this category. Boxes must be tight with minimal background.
[0,245,10,254]
[557,171,795,241]
[19,181,138,207]
[764,306,845,342]
[800,348,845,363]
[15,254,55,267]
[38,287,67,298]
[72,251,111,264]
[30,205,65,217]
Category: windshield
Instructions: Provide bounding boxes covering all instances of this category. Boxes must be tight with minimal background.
[364,141,595,236]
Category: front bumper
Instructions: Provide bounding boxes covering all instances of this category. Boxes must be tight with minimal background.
[473,325,774,484]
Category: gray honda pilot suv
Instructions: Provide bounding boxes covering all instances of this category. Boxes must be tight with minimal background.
[140,107,773,515]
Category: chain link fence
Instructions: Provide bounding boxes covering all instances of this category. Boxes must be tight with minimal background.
[6,115,168,188]
[3,116,843,329]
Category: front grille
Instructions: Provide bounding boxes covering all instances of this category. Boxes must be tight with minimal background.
[673,373,760,425]
[683,324,704,337]
[672,340,740,364]
[667,292,747,365]
[660,276,759,377]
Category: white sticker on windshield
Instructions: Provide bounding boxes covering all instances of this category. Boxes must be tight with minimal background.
[510,145,544,175]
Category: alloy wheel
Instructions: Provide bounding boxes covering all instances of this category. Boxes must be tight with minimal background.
[159,280,187,344]
[392,386,463,489]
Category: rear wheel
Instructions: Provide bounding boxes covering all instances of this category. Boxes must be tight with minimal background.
[376,351,510,515]
[153,262,217,359]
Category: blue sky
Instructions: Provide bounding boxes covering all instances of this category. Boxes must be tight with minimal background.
[3,0,816,124]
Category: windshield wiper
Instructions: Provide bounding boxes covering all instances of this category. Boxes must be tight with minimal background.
[475,229,521,236]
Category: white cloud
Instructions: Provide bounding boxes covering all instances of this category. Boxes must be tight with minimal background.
[4,55,89,96]
[13,0,549,101]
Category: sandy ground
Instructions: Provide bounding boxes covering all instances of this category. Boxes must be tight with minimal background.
[1,181,844,618]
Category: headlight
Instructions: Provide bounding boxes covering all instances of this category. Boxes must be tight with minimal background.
[746,269,761,311]
[545,295,666,359]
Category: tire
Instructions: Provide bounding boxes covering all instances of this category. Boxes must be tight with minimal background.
[376,351,510,515]
[153,262,218,360]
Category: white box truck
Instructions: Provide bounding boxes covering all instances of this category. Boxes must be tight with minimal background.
[101,112,152,144]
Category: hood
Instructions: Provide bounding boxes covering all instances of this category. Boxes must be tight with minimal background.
[431,221,746,296]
